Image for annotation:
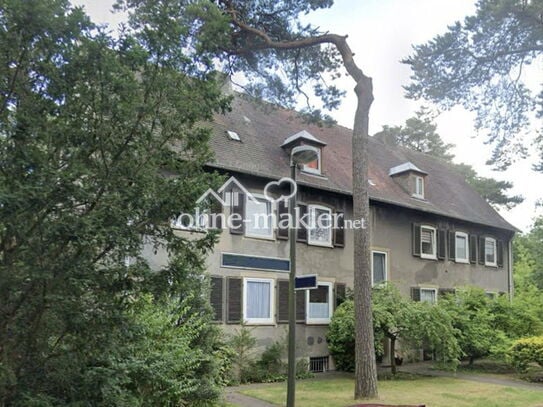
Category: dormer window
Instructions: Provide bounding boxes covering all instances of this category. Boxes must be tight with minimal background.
[302,148,321,174]
[414,176,424,199]
[281,130,326,176]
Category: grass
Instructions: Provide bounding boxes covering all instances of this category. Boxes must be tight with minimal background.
[240,375,543,407]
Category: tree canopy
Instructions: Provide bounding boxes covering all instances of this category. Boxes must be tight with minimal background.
[0,0,231,404]
[403,0,543,170]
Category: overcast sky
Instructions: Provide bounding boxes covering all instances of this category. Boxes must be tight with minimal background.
[74,0,543,233]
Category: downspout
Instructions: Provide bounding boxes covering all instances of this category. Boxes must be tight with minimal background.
[508,238,514,301]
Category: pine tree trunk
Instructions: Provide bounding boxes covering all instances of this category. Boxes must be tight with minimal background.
[352,76,378,399]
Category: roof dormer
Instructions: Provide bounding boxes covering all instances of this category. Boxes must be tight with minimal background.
[281,130,326,175]
[389,162,428,199]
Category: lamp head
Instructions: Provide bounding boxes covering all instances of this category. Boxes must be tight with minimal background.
[290,145,319,166]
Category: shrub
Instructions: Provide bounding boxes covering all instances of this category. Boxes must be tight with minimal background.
[508,336,543,372]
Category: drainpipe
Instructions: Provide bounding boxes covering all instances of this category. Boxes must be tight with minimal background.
[508,238,514,301]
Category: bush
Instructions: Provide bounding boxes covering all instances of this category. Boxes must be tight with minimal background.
[327,300,356,371]
[508,336,543,372]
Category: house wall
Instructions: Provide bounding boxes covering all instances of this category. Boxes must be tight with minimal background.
[143,173,513,369]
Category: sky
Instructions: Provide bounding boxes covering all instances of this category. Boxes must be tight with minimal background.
[73,0,543,233]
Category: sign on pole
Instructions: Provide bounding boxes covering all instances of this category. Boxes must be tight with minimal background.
[294,274,318,290]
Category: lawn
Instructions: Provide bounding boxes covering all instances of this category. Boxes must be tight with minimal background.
[240,375,543,407]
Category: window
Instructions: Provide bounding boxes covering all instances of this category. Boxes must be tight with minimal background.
[306,282,333,324]
[455,232,469,263]
[302,148,321,175]
[372,251,387,286]
[308,205,332,246]
[243,278,274,324]
[245,195,273,239]
[414,176,424,198]
[420,288,437,304]
[485,237,497,267]
[420,226,437,259]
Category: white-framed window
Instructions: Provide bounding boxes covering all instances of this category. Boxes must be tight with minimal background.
[306,282,333,324]
[485,237,497,267]
[413,176,424,198]
[302,148,321,175]
[455,232,469,263]
[243,278,274,324]
[420,225,437,260]
[371,251,387,286]
[245,194,274,239]
[308,205,332,247]
[420,287,437,304]
[485,291,497,300]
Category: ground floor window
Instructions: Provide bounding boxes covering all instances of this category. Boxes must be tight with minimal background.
[372,251,387,286]
[243,278,274,324]
[420,288,437,304]
[306,282,333,324]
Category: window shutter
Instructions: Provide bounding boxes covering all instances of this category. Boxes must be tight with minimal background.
[412,223,421,256]
[277,280,289,323]
[333,212,345,247]
[210,277,224,322]
[229,192,245,235]
[437,229,447,260]
[335,283,346,309]
[277,200,289,240]
[411,287,421,302]
[226,277,242,323]
[211,201,223,230]
[478,236,485,265]
[469,235,477,264]
[497,240,504,268]
[297,204,308,242]
[296,290,306,322]
[448,231,456,261]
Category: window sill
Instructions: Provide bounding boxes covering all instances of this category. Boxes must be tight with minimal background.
[306,320,331,325]
[420,254,437,260]
[485,263,498,268]
[307,241,333,248]
[243,320,276,326]
[243,233,275,241]
[455,258,470,264]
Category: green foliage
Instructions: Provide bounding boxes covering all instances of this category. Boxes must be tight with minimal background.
[0,0,231,404]
[515,217,543,291]
[228,324,258,384]
[403,0,543,170]
[328,284,460,374]
[508,336,543,372]
[374,107,455,161]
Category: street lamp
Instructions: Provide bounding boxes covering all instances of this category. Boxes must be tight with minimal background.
[287,145,319,407]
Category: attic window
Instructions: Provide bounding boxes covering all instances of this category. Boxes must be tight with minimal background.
[226,130,241,141]
[302,148,321,175]
[413,176,424,198]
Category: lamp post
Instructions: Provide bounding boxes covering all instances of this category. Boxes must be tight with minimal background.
[287,145,319,407]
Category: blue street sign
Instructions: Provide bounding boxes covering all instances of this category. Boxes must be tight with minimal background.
[295,274,318,290]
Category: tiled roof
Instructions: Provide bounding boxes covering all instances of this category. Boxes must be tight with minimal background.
[203,95,517,232]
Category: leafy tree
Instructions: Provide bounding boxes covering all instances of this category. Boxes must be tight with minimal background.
[515,217,543,289]
[375,110,523,209]
[0,0,230,404]
[438,288,503,365]
[403,0,543,170]
[183,0,380,398]
[328,285,460,375]
[374,107,455,161]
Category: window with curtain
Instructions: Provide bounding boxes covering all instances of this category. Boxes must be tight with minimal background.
[455,232,469,263]
[420,288,437,304]
[245,196,273,238]
[244,278,273,324]
[308,205,332,246]
[420,226,436,259]
[372,251,387,286]
[307,283,333,324]
[485,237,497,266]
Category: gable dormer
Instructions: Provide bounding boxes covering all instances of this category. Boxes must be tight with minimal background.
[389,162,428,199]
[281,130,326,175]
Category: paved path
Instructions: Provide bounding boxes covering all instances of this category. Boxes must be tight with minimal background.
[400,362,543,392]
[225,385,278,407]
